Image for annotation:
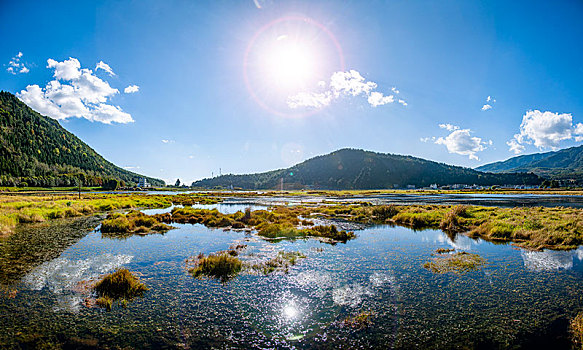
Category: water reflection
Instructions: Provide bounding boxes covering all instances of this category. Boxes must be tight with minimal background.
[521,247,583,271]
[23,253,133,312]
[0,216,100,284]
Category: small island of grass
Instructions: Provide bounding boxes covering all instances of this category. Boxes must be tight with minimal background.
[424,251,485,274]
[93,269,148,310]
[100,211,173,237]
[189,252,243,282]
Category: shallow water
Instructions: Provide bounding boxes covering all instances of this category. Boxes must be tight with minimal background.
[221,192,583,209]
[1,207,583,348]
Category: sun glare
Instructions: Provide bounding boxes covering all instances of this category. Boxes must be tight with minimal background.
[262,37,316,89]
[244,16,345,117]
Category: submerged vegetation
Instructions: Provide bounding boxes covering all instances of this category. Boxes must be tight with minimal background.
[571,312,583,349]
[252,251,306,274]
[93,269,148,310]
[424,251,485,274]
[343,311,373,329]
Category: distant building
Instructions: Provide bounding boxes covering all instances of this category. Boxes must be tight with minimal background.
[137,178,151,188]
[430,184,438,190]
[407,185,415,189]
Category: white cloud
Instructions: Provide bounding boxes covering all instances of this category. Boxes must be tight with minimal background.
[96,61,115,76]
[287,91,332,109]
[16,57,133,124]
[6,52,30,75]
[439,123,460,131]
[481,95,496,111]
[574,123,583,142]
[506,138,525,154]
[368,91,394,107]
[287,69,405,109]
[431,124,490,160]
[161,139,174,144]
[391,87,400,94]
[124,85,139,93]
[507,110,581,153]
[47,57,81,80]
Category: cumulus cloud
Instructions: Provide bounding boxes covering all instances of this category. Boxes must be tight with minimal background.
[6,52,30,74]
[368,91,394,107]
[481,95,496,111]
[96,61,115,76]
[507,110,582,153]
[429,124,491,160]
[16,57,134,124]
[124,85,139,93]
[287,70,406,109]
[439,123,460,131]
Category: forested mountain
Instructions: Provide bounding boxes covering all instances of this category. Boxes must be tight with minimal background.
[192,149,541,190]
[0,91,164,187]
[477,145,583,181]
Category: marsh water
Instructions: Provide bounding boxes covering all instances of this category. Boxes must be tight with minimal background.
[2,202,583,348]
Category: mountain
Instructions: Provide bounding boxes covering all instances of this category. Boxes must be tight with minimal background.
[192,148,541,190]
[476,145,583,180]
[0,91,164,187]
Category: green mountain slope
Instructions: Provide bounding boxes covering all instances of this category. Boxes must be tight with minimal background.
[476,145,583,180]
[192,149,540,190]
[0,91,164,187]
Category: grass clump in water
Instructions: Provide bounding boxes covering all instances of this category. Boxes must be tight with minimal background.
[93,269,148,310]
[101,211,173,237]
[435,248,455,254]
[343,311,373,329]
[253,251,306,274]
[424,251,485,274]
[189,252,242,282]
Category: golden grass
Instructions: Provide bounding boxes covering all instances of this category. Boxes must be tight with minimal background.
[0,193,220,237]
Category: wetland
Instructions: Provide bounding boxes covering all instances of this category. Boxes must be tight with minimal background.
[1,191,583,348]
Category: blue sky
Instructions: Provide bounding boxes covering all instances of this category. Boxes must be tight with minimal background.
[1,0,583,184]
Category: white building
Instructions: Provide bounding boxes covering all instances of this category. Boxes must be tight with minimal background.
[137,178,151,188]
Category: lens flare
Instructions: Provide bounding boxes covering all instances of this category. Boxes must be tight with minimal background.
[244,16,345,118]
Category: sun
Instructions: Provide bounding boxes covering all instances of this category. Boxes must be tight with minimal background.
[262,36,316,90]
[244,16,345,117]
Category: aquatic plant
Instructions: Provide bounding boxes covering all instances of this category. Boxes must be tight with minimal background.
[439,205,469,233]
[95,296,113,311]
[435,248,455,254]
[93,269,148,310]
[100,211,173,236]
[189,252,243,282]
[571,312,583,348]
[424,251,485,274]
[253,251,306,274]
[343,311,373,329]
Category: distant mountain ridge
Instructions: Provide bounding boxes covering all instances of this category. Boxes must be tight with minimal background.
[0,91,164,187]
[476,145,583,180]
[192,148,540,190]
